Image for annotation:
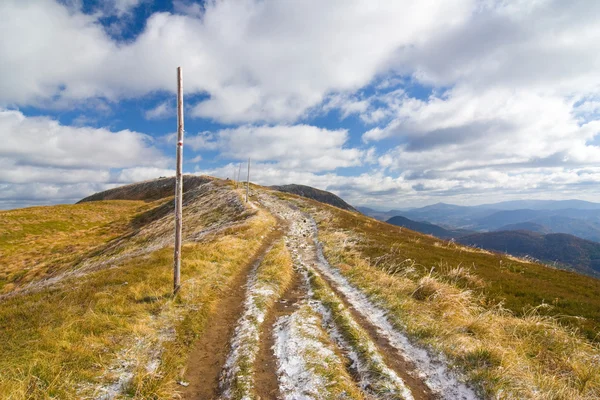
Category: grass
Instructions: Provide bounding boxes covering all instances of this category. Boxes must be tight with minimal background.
[286,195,600,342]
[0,191,276,399]
[287,197,600,399]
[0,200,155,293]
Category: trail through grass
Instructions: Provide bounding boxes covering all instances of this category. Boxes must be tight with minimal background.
[0,191,276,399]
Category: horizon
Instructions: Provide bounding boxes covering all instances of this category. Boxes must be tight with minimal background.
[2,1,600,210]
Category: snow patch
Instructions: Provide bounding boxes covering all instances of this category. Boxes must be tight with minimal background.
[273,305,337,400]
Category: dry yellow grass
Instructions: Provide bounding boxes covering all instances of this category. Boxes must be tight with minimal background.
[0,191,276,399]
[0,200,155,293]
[315,213,600,399]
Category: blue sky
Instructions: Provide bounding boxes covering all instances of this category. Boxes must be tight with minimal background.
[1,0,600,209]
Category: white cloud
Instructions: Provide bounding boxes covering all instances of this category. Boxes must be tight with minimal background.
[187,125,364,172]
[113,167,175,183]
[112,0,144,16]
[145,101,174,120]
[3,0,600,207]
[0,110,166,169]
[0,0,472,122]
[0,110,169,207]
[363,87,600,172]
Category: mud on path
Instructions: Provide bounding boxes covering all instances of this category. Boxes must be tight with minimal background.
[181,221,285,400]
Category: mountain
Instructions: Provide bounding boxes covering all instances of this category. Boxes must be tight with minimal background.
[357,206,409,221]
[474,199,600,211]
[473,209,548,230]
[390,202,600,243]
[458,230,600,278]
[401,202,496,227]
[496,222,552,234]
[386,215,473,239]
[3,177,600,399]
[270,184,357,212]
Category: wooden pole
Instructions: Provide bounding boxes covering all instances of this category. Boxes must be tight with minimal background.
[237,162,242,189]
[245,157,250,203]
[174,66,184,295]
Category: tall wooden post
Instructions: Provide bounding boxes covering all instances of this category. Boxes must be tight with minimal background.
[174,67,184,295]
[245,158,250,203]
[237,162,242,189]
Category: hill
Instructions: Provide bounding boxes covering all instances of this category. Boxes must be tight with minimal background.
[386,215,472,239]
[357,206,409,221]
[269,183,357,212]
[401,202,495,227]
[458,230,600,278]
[386,202,600,243]
[1,177,600,399]
[496,222,552,234]
[77,175,212,203]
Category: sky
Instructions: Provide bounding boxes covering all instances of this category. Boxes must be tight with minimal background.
[2,0,600,210]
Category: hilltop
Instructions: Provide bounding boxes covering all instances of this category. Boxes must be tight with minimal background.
[269,183,357,212]
[1,177,600,399]
[77,175,213,203]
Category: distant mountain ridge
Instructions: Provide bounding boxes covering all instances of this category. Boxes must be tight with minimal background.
[383,213,600,278]
[367,201,600,243]
[386,215,473,239]
[458,231,600,278]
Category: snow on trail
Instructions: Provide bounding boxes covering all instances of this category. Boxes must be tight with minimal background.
[259,192,480,400]
[220,242,284,399]
[258,193,413,399]
[274,304,343,400]
[312,298,414,400]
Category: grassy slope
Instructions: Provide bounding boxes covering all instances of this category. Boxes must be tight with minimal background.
[316,203,600,341]
[276,193,600,398]
[0,201,154,293]
[0,190,276,399]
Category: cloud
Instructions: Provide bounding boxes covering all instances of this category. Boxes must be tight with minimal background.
[112,167,175,183]
[3,0,600,208]
[145,101,174,120]
[0,0,471,122]
[0,109,166,169]
[187,125,365,172]
[364,87,600,172]
[0,110,170,207]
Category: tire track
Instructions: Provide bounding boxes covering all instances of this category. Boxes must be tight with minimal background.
[181,222,284,400]
[257,191,478,400]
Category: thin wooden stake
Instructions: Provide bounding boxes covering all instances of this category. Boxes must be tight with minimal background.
[237,162,242,189]
[245,157,250,203]
[173,66,184,295]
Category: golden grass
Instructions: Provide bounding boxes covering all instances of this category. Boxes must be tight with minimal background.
[0,199,276,399]
[0,200,155,293]
[313,209,600,399]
